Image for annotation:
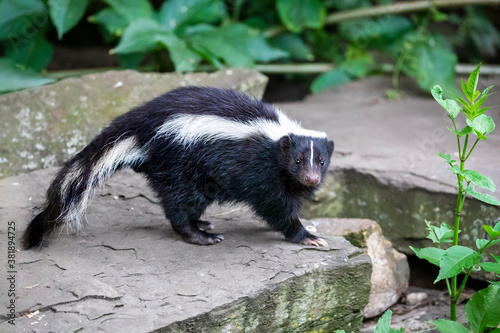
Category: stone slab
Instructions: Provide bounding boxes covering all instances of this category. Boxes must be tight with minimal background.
[0,69,268,179]
[0,168,371,332]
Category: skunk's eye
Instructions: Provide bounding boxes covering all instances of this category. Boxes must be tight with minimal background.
[320,159,325,166]
[295,158,301,164]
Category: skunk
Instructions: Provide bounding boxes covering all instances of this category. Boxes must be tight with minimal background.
[23,87,334,249]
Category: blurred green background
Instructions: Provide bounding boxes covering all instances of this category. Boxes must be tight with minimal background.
[1,0,499,96]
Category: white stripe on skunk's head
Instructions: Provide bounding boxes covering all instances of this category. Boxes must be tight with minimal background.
[155,109,327,146]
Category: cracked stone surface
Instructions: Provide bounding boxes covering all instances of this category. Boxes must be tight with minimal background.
[278,76,500,280]
[0,69,268,179]
[0,168,371,332]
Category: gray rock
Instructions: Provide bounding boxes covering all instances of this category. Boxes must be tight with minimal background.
[0,69,268,179]
[307,218,409,318]
[278,76,500,280]
[0,168,371,332]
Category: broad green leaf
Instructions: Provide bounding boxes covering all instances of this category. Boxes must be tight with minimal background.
[155,34,201,72]
[466,284,500,333]
[467,186,500,206]
[111,19,164,54]
[340,16,412,48]
[103,0,152,24]
[462,170,496,192]
[414,43,458,96]
[411,246,445,266]
[431,319,470,333]
[476,238,488,250]
[466,114,495,137]
[483,224,500,238]
[89,8,128,36]
[480,261,500,274]
[466,62,481,103]
[0,0,47,40]
[159,0,225,31]
[425,221,454,244]
[48,0,90,39]
[311,69,351,94]
[5,34,53,71]
[435,245,481,282]
[276,0,326,33]
[185,23,287,67]
[431,85,461,119]
[269,34,313,61]
[0,58,54,93]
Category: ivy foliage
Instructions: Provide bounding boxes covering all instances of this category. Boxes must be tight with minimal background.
[0,0,499,94]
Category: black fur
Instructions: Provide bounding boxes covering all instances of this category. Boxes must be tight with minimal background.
[23,87,334,249]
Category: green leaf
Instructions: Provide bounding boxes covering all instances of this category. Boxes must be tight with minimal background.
[158,0,226,32]
[466,114,495,137]
[467,186,500,206]
[457,126,474,137]
[5,34,53,71]
[466,62,482,102]
[461,77,469,99]
[411,246,445,266]
[431,319,470,333]
[483,224,500,239]
[476,238,488,250]
[438,152,453,163]
[431,85,461,119]
[111,18,164,54]
[425,221,454,244]
[269,34,313,61]
[0,0,47,40]
[435,245,481,282]
[482,85,494,98]
[0,58,54,93]
[155,34,201,72]
[185,23,287,67]
[466,284,500,333]
[276,0,326,33]
[311,69,351,94]
[447,164,463,176]
[48,0,90,39]
[89,8,128,36]
[343,47,374,78]
[413,42,458,96]
[103,0,152,24]
[374,310,392,333]
[480,261,500,274]
[462,170,496,192]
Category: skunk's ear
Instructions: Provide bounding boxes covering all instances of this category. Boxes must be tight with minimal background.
[327,140,335,156]
[279,135,292,156]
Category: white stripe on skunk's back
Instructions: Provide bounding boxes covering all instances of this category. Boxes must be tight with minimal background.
[155,109,327,146]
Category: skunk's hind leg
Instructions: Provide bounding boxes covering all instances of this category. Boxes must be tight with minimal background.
[161,200,223,245]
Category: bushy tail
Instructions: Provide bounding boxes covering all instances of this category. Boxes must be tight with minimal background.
[23,132,146,249]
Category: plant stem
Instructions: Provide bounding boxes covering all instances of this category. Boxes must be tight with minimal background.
[456,268,473,302]
[464,138,480,162]
[264,0,500,37]
[451,118,461,156]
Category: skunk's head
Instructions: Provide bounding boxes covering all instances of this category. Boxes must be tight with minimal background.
[279,134,334,187]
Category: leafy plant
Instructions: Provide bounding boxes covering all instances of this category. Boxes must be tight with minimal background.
[410,63,500,333]
[0,0,499,94]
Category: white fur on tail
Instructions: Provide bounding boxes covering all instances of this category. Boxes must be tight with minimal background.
[61,136,146,232]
